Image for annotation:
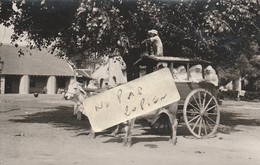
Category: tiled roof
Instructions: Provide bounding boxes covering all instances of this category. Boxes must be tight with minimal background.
[75,69,92,78]
[0,45,74,76]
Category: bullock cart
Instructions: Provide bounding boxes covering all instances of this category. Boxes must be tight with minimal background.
[134,55,221,138]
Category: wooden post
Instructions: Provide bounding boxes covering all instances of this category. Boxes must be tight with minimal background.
[169,62,174,74]
[187,63,190,81]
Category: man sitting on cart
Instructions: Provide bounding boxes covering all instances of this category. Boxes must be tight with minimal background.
[142,29,163,57]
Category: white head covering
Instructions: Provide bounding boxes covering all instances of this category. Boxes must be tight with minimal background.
[190,64,202,72]
[175,66,187,81]
[148,29,158,35]
[172,68,178,80]
[177,66,187,73]
[205,65,215,72]
[189,64,203,82]
[204,65,218,86]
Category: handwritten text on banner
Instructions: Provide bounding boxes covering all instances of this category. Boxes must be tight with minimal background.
[82,68,180,132]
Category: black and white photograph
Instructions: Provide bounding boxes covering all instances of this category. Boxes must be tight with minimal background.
[0,0,260,164]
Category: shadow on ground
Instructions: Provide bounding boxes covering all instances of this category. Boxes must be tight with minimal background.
[218,111,260,134]
[220,111,260,127]
[8,103,260,145]
[9,106,92,132]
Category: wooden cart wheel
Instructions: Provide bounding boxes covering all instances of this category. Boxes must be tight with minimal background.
[183,88,220,138]
[150,113,171,135]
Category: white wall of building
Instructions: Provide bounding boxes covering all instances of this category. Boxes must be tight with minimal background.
[19,75,30,94]
[47,76,57,94]
[0,76,5,94]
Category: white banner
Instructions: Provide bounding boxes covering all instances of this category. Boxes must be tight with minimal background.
[83,68,180,132]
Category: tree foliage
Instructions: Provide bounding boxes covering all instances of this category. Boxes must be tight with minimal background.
[0,0,259,69]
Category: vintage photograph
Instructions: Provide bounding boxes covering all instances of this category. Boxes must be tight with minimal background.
[0,0,260,164]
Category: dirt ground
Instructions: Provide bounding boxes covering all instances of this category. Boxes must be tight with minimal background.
[0,94,260,165]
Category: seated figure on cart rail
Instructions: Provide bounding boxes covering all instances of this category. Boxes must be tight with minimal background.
[141,29,163,57]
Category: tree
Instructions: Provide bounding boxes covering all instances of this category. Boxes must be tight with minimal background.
[0,0,259,69]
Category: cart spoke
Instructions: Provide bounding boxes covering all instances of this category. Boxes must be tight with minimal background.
[192,116,201,131]
[202,118,208,135]
[187,111,200,115]
[204,97,213,110]
[198,92,202,107]
[204,115,217,125]
[206,105,217,112]
[204,119,213,131]
[198,117,203,136]
[188,102,200,112]
[202,92,207,108]
[192,95,200,109]
[188,115,200,124]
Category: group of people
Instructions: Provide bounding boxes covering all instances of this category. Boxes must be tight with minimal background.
[82,29,219,90]
[142,29,219,86]
[172,64,219,86]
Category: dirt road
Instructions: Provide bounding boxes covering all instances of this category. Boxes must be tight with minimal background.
[0,94,260,165]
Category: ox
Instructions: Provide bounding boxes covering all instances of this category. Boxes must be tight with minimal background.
[64,54,127,137]
[65,55,179,147]
[65,78,179,147]
[64,80,103,137]
[64,80,87,117]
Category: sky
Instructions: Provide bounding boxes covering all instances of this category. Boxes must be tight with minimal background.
[0,25,13,44]
[0,25,27,46]
[0,2,27,46]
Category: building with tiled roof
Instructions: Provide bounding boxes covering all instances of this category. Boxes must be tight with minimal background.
[0,45,75,94]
